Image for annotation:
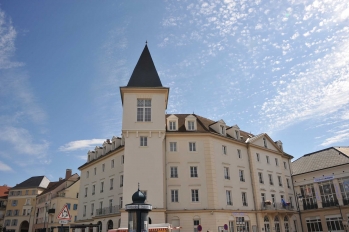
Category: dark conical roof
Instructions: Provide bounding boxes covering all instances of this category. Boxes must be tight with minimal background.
[132,189,146,203]
[127,44,163,87]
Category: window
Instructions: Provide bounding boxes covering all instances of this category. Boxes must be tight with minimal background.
[242,192,248,206]
[226,190,232,205]
[87,171,89,178]
[92,185,95,195]
[94,167,97,175]
[300,184,317,210]
[263,137,267,148]
[6,210,12,216]
[237,149,241,158]
[189,142,196,151]
[23,209,26,215]
[85,187,88,197]
[261,193,266,202]
[326,217,344,231]
[102,163,105,172]
[239,170,245,182]
[266,156,270,164]
[170,142,177,152]
[119,197,123,208]
[12,200,18,206]
[278,176,282,187]
[256,153,260,161]
[140,136,148,146]
[25,190,29,195]
[188,121,195,130]
[171,190,178,202]
[286,178,290,188]
[83,205,86,217]
[258,172,264,184]
[74,216,77,222]
[222,145,227,155]
[66,203,71,210]
[283,161,287,169]
[11,219,18,226]
[25,198,30,205]
[137,99,151,121]
[275,158,278,166]
[191,189,199,202]
[306,218,323,232]
[5,220,10,226]
[14,210,19,216]
[99,201,103,209]
[120,175,123,187]
[268,174,273,185]
[224,167,230,180]
[109,199,113,208]
[121,155,124,164]
[271,194,275,204]
[110,178,114,190]
[73,204,78,210]
[194,220,200,232]
[170,167,178,178]
[190,166,198,177]
[319,180,338,207]
[32,190,36,195]
[235,130,239,139]
[169,121,176,130]
[339,177,349,202]
[111,159,114,168]
[289,196,293,208]
[220,125,225,135]
[17,191,21,196]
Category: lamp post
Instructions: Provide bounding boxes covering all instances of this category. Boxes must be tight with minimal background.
[43,203,48,232]
[295,194,304,232]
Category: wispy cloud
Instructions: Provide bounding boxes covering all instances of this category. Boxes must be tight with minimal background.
[0,9,23,69]
[59,139,106,152]
[0,161,13,172]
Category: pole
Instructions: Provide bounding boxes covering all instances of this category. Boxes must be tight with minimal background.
[337,204,347,232]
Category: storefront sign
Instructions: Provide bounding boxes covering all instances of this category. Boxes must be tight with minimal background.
[314,175,334,183]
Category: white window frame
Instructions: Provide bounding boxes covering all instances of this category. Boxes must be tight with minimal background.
[224,167,230,180]
[120,175,124,187]
[188,121,195,130]
[169,121,177,130]
[140,136,148,146]
[171,190,179,202]
[189,142,196,152]
[239,170,245,182]
[222,145,227,155]
[258,172,264,184]
[278,176,283,187]
[242,192,248,206]
[170,142,177,152]
[269,174,274,185]
[170,166,178,178]
[137,99,151,122]
[100,182,104,193]
[237,149,241,158]
[190,166,198,177]
[256,153,260,161]
[226,190,232,205]
[110,178,114,190]
[191,189,199,202]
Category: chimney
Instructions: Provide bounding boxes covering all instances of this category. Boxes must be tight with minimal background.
[65,169,72,180]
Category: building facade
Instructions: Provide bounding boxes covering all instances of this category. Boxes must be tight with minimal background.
[292,147,349,232]
[3,176,50,232]
[33,169,80,232]
[0,185,11,230]
[76,45,299,232]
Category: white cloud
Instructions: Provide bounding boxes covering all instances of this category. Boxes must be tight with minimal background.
[321,126,349,146]
[59,139,106,152]
[0,9,23,69]
[0,161,13,172]
[0,126,49,157]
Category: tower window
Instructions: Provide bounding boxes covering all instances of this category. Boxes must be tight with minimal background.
[137,99,151,122]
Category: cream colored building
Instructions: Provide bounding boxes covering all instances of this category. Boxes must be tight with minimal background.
[76,44,298,232]
[4,176,50,232]
[33,169,80,232]
[292,147,349,232]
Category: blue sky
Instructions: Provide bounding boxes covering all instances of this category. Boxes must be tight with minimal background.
[1,0,349,187]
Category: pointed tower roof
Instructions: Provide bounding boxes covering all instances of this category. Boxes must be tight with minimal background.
[127,44,163,87]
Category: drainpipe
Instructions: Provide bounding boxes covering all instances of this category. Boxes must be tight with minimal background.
[246,144,260,232]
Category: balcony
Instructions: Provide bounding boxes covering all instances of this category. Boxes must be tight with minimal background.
[261,202,294,211]
[322,200,339,208]
[303,203,318,210]
[48,209,55,214]
[95,205,120,216]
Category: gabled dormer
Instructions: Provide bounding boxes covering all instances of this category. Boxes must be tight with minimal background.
[103,139,112,155]
[246,133,281,152]
[111,136,122,149]
[227,124,241,140]
[185,114,197,131]
[87,150,95,162]
[209,119,227,135]
[95,146,103,158]
[167,114,179,131]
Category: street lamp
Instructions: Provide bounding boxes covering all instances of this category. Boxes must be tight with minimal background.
[43,203,48,232]
[295,193,304,232]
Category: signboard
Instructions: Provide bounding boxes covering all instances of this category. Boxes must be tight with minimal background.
[223,224,228,230]
[125,205,152,210]
[197,225,202,232]
[57,204,71,220]
[314,175,334,183]
[59,220,68,225]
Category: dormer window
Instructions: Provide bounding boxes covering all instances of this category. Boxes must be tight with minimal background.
[188,121,195,130]
[137,99,151,122]
[235,130,239,139]
[263,138,267,148]
[169,121,176,131]
[220,126,225,135]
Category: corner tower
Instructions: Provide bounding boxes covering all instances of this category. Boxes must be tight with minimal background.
[120,44,169,225]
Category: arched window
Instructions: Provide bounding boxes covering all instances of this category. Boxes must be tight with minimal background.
[118,219,121,228]
[284,216,289,232]
[274,216,280,232]
[264,216,270,232]
[108,220,113,230]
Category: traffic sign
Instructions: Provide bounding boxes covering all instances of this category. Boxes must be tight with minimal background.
[59,220,68,225]
[224,224,228,230]
[57,204,71,220]
[197,225,202,232]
